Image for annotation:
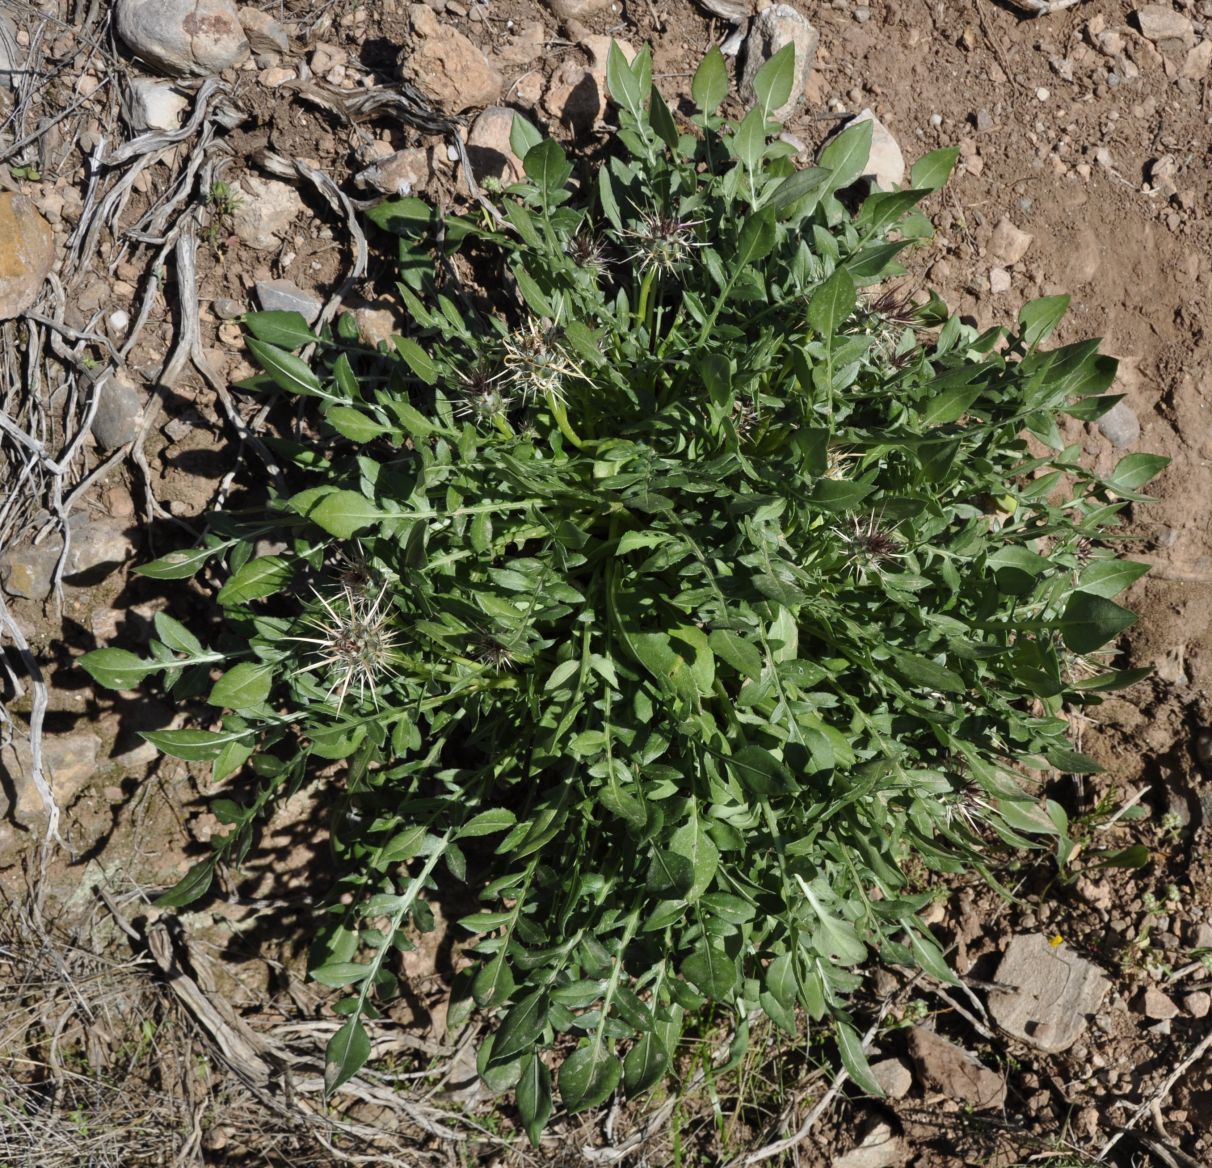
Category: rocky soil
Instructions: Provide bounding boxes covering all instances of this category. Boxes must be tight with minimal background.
[2,0,1212,1165]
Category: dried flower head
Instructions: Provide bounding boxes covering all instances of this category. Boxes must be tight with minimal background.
[501,317,582,404]
[288,581,400,709]
[840,513,904,578]
[620,210,704,275]
[568,231,609,274]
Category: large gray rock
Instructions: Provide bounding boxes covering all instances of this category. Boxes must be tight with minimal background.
[115,0,250,78]
[0,515,136,599]
[987,934,1111,1053]
[739,4,818,121]
[91,372,145,451]
[0,193,54,319]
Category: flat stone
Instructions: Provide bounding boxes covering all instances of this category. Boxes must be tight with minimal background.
[1136,986,1179,1020]
[230,174,307,251]
[989,266,1012,294]
[1183,40,1212,79]
[115,0,250,78]
[212,296,245,319]
[403,5,502,114]
[833,1120,908,1168]
[355,148,430,197]
[0,193,54,319]
[987,934,1111,1053]
[238,6,288,54]
[1192,922,1212,949]
[1096,400,1141,449]
[122,77,189,132]
[0,514,136,599]
[870,1057,913,1100]
[849,108,904,191]
[255,278,322,324]
[739,5,818,121]
[542,0,613,21]
[91,371,145,451]
[1135,6,1195,45]
[0,731,103,824]
[989,217,1034,266]
[907,1026,1006,1110]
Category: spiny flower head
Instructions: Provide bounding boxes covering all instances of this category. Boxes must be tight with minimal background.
[501,317,582,404]
[288,581,400,710]
[620,210,703,275]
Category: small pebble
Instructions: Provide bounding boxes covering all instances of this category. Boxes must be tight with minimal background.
[108,309,130,332]
[213,297,245,320]
[930,112,943,127]
[1036,87,1050,101]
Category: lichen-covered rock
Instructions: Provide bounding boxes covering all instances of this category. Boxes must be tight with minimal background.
[0,193,54,319]
[403,5,502,114]
[115,0,250,78]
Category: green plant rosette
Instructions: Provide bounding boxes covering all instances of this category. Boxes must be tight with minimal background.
[83,44,1165,1135]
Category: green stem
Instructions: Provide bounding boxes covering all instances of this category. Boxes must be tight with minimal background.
[547,393,584,449]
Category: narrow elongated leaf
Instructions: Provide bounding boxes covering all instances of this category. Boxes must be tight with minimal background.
[243,310,317,349]
[493,990,548,1063]
[245,338,325,397]
[509,114,543,162]
[818,119,873,193]
[217,556,292,605]
[1019,295,1069,348]
[79,648,156,691]
[457,809,518,838]
[325,1018,371,1095]
[391,336,438,385]
[523,138,573,200]
[307,490,386,538]
[623,1031,668,1096]
[559,1043,621,1112]
[751,41,795,120]
[709,629,762,680]
[836,1019,885,1097]
[135,544,223,580]
[808,267,857,337]
[517,1054,553,1146]
[909,146,960,191]
[141,728,247,762]
[765,166,830,214]
[691,44,728,115]
[669,818,719,901]
[1077,559,1150,599]
[154,860,214,908]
